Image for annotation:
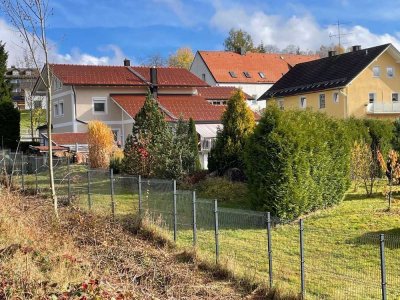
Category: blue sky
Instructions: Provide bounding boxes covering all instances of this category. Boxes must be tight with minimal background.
[1,0,400,65]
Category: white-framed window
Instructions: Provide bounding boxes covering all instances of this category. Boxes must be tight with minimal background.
[372,66,380,77]
[58,100,64,116]
[111,128,121,142]
[369,92,376,103]
[299,96,307,109]
[53,99,64,117]
[54,78,63,91]
[392,93,399,102]
[25,70,32,76]
[12,70,19,76]
[92,97,107,114]
[333,92,339,103]
[54,102,59,117]
[319,94,326,109]
[387,67,395,78]
[201,73,206,81]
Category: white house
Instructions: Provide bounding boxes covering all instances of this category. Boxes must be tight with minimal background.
[190,49,319,111]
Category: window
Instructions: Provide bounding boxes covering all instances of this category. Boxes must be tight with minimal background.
[25,70,32,76]
[319,94,326,109]
[54,79,63,90]
[300,96,307,109]
[372,66,380,77]
[333,92,339,103]
[111,129,120,142]
[387,67,395,78]
[92,97,107,114]
[258,72,265,78]
[54,103,59,117]
[12,70,19,76]
[392,93,399,102]
[369,93,376,103]
[201,73,206,81]
[53,100,64,117]
[228,71,237,78]
[58,100,64,116]
[243,71,251,78]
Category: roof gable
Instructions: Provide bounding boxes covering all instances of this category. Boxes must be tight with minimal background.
[261,44,391,99]
[197,51,319,84]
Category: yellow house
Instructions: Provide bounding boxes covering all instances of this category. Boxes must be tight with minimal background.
[260,44,400,119]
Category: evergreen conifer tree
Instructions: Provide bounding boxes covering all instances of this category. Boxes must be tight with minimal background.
[208,89,255,175]
[123,91,172,177]
[188,117,201,171]
[0,42,11,103]
[0,41,19,149]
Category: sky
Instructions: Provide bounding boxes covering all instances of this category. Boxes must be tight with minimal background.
[0,0,400,66]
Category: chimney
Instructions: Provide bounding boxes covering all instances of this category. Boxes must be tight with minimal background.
[328,50,337,57]
[150,66,158,98]
[352,45,361,52]
[123,58,130,66]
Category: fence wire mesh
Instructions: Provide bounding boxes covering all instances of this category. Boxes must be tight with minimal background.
[1,153,400,299]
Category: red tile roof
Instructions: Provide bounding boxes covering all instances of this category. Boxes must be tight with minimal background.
[198,51,319,84]
[111,94,225,122]
[50,132,89,145]
[197,87,254,100]
[49,64,209,87]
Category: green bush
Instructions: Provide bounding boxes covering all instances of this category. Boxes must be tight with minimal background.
[0,101,20,150]
[244,106,351,220]
[194,177,251,209]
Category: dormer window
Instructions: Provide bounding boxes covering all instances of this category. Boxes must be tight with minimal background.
[258,72,265,78]
[25,70,32,76]
[228,71,237,78]
[243,71,251,78]
[12,70,19,76]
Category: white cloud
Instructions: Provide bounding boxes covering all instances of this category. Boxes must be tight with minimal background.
[0,18,127,67]
[210,7,400,51]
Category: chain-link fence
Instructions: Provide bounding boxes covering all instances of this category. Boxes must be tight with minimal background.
[1,153,400,299]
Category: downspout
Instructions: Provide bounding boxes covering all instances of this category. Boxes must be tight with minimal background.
[72,85,87,126]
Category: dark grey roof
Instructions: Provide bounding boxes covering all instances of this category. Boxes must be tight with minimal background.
[260,44,391,99]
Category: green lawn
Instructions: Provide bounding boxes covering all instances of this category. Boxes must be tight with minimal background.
[15,166,400,299]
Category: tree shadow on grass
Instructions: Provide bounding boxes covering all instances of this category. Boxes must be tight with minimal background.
[344,192,384,201]
[347,228,400,249]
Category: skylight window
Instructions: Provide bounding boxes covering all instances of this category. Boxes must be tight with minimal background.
[258,72,265,78]
[228,71,237,78]
[243,71,251,78]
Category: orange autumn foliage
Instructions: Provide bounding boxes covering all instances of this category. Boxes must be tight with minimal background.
[88,121,115,169]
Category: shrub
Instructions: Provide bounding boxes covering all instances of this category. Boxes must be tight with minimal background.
[208,89,255,175]
[88,121,114,169]
[244,105,351,220]
[0,100,20,149]
[109,148,124,174]
[194,177,251,209]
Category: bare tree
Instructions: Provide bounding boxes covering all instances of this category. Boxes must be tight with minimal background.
[141,54,167,67]
[2,0,59,219]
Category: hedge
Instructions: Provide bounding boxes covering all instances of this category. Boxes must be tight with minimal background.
[244,106,352,220]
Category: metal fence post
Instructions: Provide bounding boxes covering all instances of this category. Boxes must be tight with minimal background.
[35,155,38,194]
[87,170,92,210]
[267,212,273,288]
[214,199,219,265]
[192,190,197,247]
[21,154,25,191]
[380,234,387,300]
[299,219,305,299]
[67,156,71,203]
[138,175,142,217]
[110,168,115,218]
[173,180,177,242]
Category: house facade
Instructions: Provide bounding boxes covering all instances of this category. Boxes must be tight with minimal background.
[260,44,400,119]
[5,66,46,110]
[190,49,319,111]
[33,61,229,169]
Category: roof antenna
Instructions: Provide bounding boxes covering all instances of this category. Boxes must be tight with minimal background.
[329,19,352,53]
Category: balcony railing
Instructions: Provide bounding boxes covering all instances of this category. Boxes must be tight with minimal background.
[366,102,400,114]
